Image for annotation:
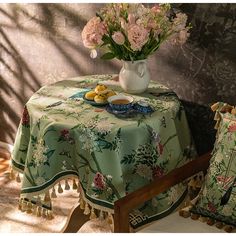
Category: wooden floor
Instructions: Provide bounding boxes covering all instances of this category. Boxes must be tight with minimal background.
[0,148,10,173]
[0,148,86,233]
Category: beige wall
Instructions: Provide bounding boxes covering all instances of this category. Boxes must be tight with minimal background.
[0,3,235,152]
[0,3,118,143]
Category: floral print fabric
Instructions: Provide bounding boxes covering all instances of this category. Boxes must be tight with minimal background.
[12,74,195,229]
[191,111,236,226]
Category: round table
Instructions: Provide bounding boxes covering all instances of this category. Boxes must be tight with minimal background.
[11,74,196,229]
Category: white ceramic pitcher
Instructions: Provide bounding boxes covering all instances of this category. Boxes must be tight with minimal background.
[119,59,150,94]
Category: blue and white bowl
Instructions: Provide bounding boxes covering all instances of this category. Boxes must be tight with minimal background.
[133,100,154,114]
[107,94,133,111]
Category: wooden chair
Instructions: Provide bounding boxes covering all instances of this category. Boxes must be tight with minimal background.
[114,151,212,233]
[64,152,212,233]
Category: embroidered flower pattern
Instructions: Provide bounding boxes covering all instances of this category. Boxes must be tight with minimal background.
[93,172,106,190]
[91,172,115,201]
[167,186,179,205]
[207,201,217,213]
[79,131,98,153]
[152,131,164,155]
[136,164,152,180]
[96,120,114,134]
[32,139,49,167]
[15,76,194,226]
[35,176,46,185]
[61,129,70,139]
[221,205,233,216]
[58,129,75,144]
[191,113,236,226]
[22,106,30,127]
[228,123,236,132]
[152,165,164,179]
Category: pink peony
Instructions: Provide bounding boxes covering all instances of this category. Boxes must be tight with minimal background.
[120,18,128,31]
[170,29,189,45]
[178,29,190,45]
[228,123,236,132]
[147,19,156,29]
[112,31,125,45]
[151,5,161,14]
[81,17,107,49]
[173,13,188,31]
[127,24,149,51]
[128,13,136,24]
[152,166,164,179]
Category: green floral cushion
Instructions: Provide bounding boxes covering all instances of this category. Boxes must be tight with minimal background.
[190,107,236,226]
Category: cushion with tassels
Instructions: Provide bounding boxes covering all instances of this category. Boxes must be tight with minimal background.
[189,102,236,231]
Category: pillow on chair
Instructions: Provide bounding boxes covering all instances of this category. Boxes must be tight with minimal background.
[188,102,236,232]
[180,103,236,232]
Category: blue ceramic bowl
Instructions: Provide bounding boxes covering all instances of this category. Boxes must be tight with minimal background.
[133,101,154,114]
[107,94,134,111]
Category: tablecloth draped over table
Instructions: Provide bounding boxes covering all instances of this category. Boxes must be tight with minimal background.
[11,74,196,229]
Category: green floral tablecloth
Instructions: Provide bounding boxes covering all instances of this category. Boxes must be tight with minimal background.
[11,74,195,229]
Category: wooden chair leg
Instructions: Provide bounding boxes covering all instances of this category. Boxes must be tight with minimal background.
[62,202,90,233]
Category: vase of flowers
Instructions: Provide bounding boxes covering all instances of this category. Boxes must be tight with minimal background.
[82,3,190,94]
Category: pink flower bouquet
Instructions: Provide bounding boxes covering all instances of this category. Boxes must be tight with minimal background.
[82,3,191,61]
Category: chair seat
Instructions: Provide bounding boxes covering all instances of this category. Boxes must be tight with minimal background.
[139,212,224,233]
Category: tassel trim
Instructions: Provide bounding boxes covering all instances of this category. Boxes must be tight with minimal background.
[18,198,54,220]
[211,102,235,131]
[99,210,104,220]
[51,187,57,198]
[64,179,70,190]
[79,197,85,210]
[15,175,113,226]
[9,168,16,180]
[44,191,51,203]
[89,207,97,220]
[179,205,235,232]
[78,186,115,229]
[73,179,78,190]
[84,202,90,215]
[58,182,63,193]
[16,173,21,183]
[211,102,220,112]
[16,177,79,220]
[107,213,114,225]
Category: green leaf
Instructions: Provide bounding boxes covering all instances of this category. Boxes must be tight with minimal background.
[45,149,55,159]
[102,34,111,44]
[117,128,121,139]
[121,153,135,165]
[31,135,37,144]
[19,148,28,153]
[57,136,64,142]
[100,52,115,60]
[97,139,112,149]
[45,161,50,166]
[96,12,103,21]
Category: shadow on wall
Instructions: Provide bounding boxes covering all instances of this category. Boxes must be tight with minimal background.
[0,3,235,153]
[0,3,120,144]
[180,100,216,155]
[151,3,236,105]
[0,20,41,142]
[150,3,236,154]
